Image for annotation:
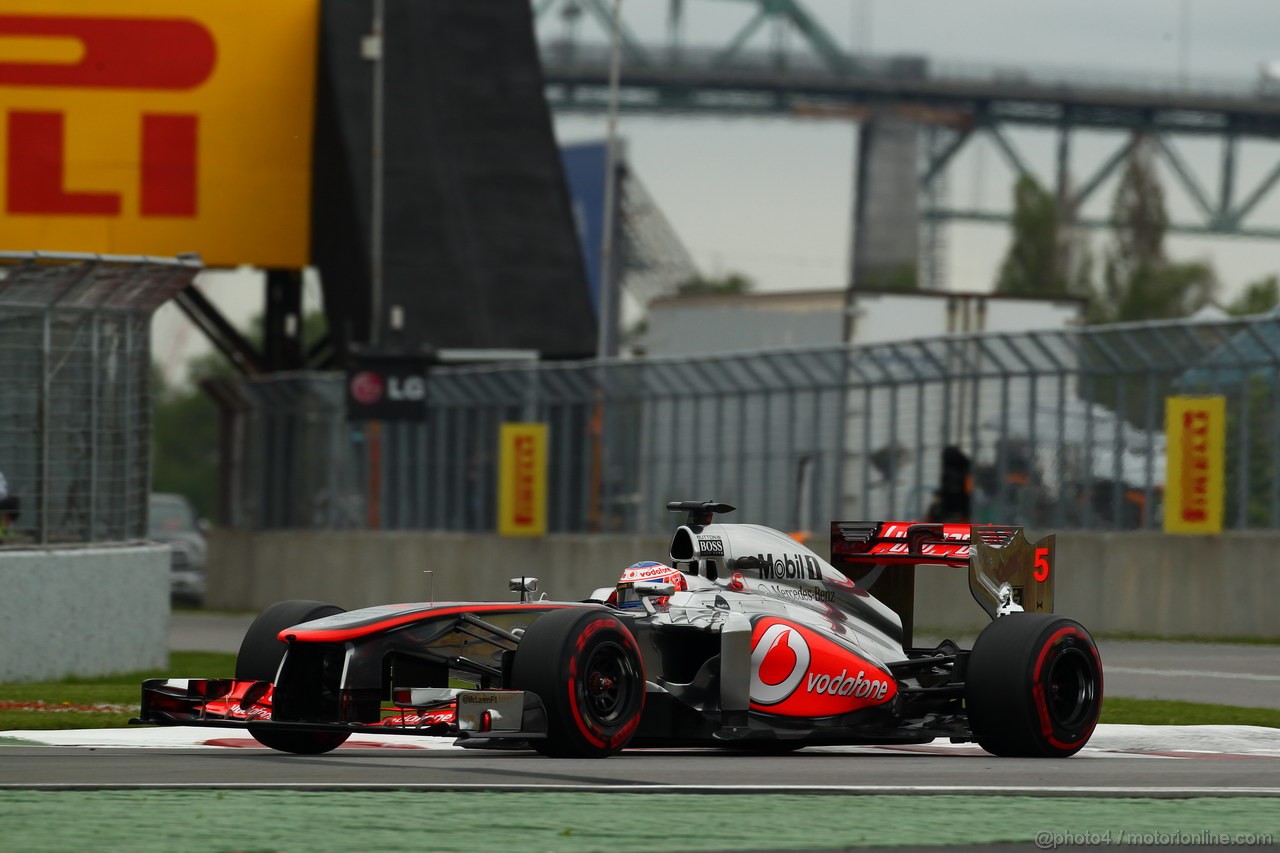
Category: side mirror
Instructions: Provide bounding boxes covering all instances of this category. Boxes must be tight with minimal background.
[634,580,677,615]
[510,577,539,603]
[634,581,676,597]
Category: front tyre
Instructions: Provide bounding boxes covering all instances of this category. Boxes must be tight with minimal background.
[511,608,645,758]
[236,599,351,755]
[966,613,1103,758]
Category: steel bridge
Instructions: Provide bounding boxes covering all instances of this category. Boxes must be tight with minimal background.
[534,0,1280,252]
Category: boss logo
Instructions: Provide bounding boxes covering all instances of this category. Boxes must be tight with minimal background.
[698,537,724,556]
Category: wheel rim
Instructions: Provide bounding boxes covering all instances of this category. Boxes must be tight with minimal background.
[580,640,636,725]
[1045,645,1096,730]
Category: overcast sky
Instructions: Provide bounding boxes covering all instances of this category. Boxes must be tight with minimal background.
[157,0,1280,377]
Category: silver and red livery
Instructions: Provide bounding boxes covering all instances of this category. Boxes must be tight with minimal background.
[136,501,1102,758]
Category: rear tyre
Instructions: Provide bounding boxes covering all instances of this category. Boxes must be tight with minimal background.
[236,599,351,755]
[511,608,645,758]
[966,613,1103,758]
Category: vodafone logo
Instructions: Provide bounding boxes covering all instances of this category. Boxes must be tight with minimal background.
[620,563,676,582]
[349,371,384,405]
[805,669,889,700]
[750,623,810,705]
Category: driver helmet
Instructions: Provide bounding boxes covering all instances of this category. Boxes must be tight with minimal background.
[609,561,687,610]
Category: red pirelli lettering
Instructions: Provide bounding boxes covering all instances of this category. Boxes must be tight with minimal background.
[140,114,197,216]
[6,111,120,215]
[0,15,215,90]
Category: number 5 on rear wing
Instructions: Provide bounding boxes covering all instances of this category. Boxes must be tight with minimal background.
[829,521,1055,647]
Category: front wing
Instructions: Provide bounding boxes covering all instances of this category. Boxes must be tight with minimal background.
[135,678,548,745]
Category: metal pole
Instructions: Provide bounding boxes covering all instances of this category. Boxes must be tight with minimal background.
[1177,0,1190,91]
[369,0,386,346]
[123,317,135,538]
[39,310,51,544]
[89,314,99,541]
[642,390,658,532]
[597,0,624,359]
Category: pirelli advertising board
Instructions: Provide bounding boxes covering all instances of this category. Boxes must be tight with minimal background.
[1163,395,1226,535]
[498,423,548,538]
[0,1,318,267]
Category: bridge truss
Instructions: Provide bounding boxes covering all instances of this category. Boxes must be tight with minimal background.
[534,0,1280,256]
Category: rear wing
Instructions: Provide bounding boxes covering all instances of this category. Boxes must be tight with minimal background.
[830,521,1055,646]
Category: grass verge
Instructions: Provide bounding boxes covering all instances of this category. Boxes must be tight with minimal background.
[0,651,235,730]
[1100,696,1280,728]
[1096,631,1280,646]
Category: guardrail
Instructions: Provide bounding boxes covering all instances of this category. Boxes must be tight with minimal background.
[0,252,198,543]
[211,314,1280,535]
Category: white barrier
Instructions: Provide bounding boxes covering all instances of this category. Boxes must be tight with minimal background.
[0,545,170,683]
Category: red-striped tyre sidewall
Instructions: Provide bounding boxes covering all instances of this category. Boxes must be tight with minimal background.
[966,613,1103,758]
[512,607,645,758]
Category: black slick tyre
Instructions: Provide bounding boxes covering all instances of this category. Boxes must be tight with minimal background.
[511,607,645,758]
[965,613,1103,758]
[235,599,350,755]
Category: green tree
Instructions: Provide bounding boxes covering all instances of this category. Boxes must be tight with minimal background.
[151,371,221,520]
[861,263,918,292]
[151,310,330,521]
[996,174,1064,296]
[675,272,755,296]
[1223,375,1277,528]
[1225,275,1280,316]
[1089,136,1217,324]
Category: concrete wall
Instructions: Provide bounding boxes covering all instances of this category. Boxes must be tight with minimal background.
[0,545,170,683]
[912,532,1279,638]
[208,530,669,612]
[209,530,1280,640]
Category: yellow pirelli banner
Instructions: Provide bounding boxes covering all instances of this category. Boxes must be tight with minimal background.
[1163,396,1226,535]
[0,1,318,267]
[498,423,548,537]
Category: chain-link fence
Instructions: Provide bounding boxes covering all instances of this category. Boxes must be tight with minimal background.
[211,313,1280,534]
[0,252,197,544]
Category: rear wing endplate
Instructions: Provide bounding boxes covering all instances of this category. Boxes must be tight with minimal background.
[830,521,1055,646]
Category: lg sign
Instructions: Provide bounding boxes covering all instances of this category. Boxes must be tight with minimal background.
[0,2,318,267]
[346,353,430,421]
[1,15,213,218]
[348,372,384,406]
[348,371,425,406]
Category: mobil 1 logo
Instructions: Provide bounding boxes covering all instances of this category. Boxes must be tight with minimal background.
[758,552,821,581]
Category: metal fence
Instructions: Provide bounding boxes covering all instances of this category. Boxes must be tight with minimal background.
[212,314,1280,534]
[0,252,198,544]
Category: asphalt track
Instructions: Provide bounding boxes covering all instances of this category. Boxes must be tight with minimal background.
[3,726,1279,850]
[3,725,1279,794]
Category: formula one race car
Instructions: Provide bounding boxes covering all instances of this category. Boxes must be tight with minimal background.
[136,501,1103,758]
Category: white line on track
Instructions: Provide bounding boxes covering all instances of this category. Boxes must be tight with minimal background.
[1107,666,1280,682]
[0,783,1278,797]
